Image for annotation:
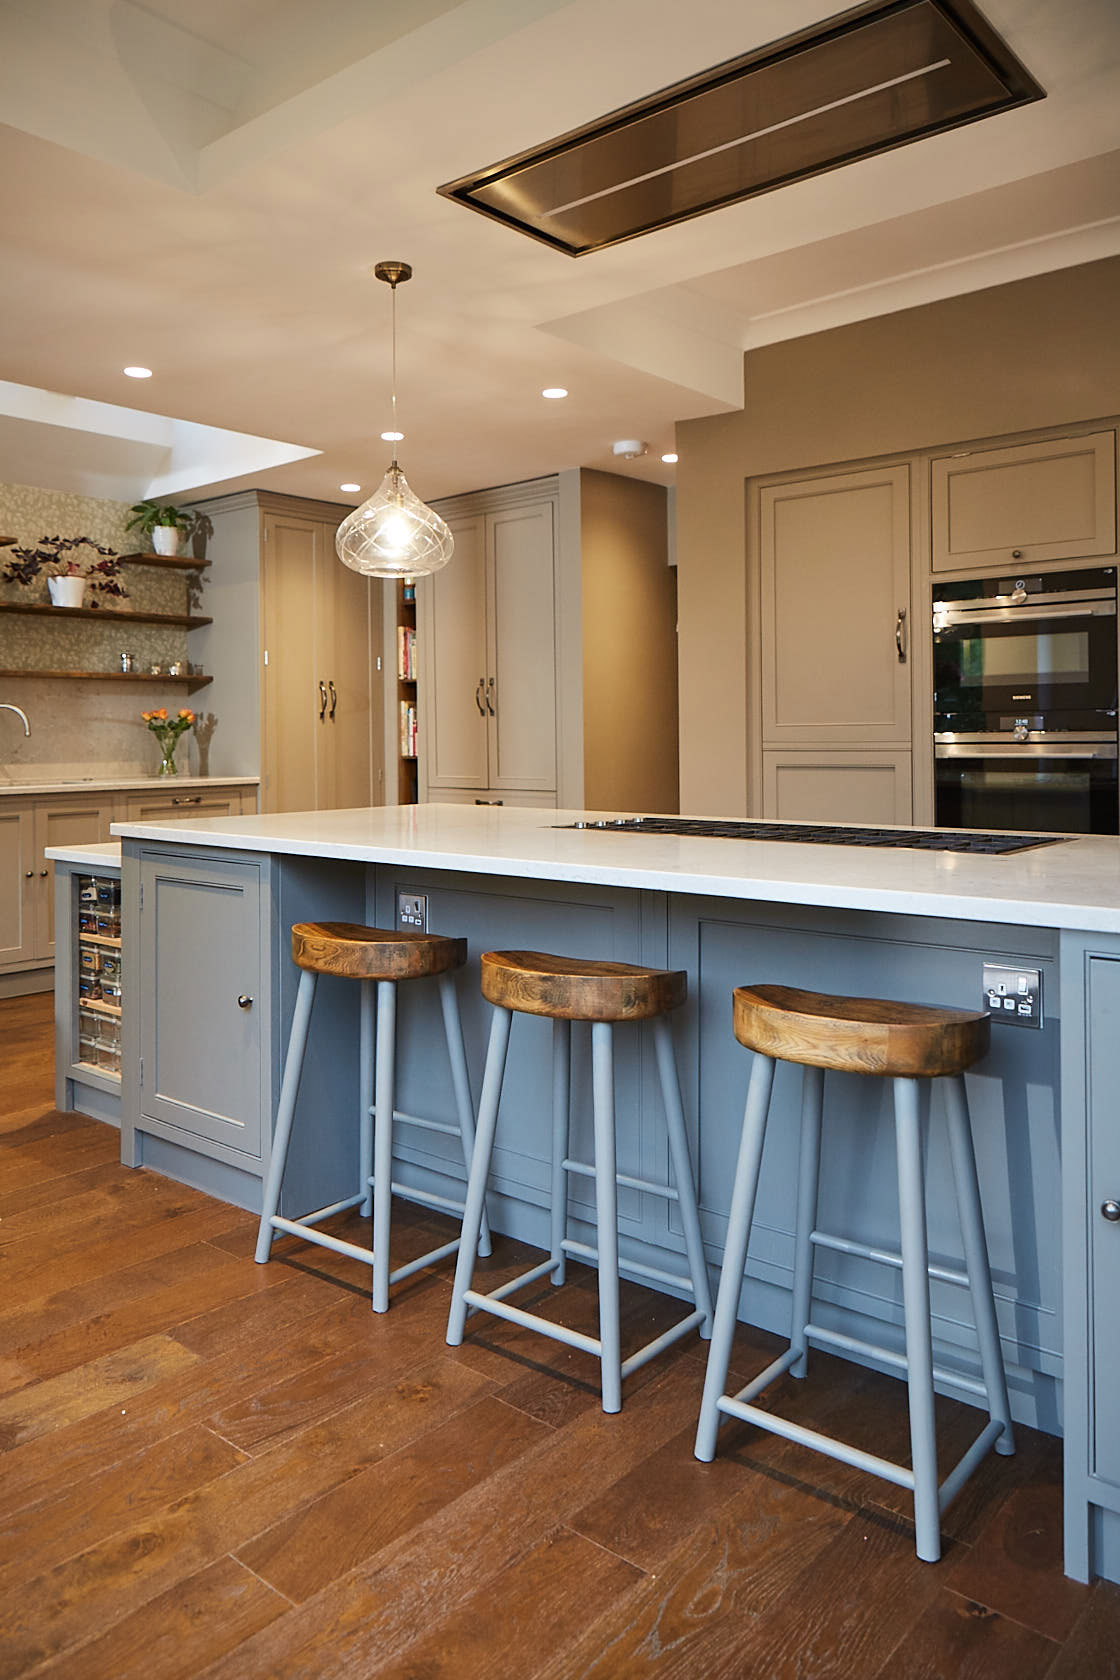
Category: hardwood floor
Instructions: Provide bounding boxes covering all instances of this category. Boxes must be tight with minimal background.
[2,990,1119,1678]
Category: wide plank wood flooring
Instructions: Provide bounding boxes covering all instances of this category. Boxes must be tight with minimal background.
[2,990,1119,1678]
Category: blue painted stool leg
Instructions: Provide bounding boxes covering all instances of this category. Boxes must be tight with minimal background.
[943,1074,1015,1455]
[894,1074,941,1564]
[438,972,491,1259]
[591,1022,622,1413]
[652,1015,712,1336]
[255,968,317,1264]
[550,1019,571,1286]
[695,1051,776,1461]
[359,979,374,1219]
[790,1064,824,1378]
[371,978,396,1313]
[447,1005,511,1346]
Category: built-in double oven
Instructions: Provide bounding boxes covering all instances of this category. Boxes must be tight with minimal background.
[933,566,1118,835]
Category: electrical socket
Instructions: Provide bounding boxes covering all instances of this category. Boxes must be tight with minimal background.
[397,890,428,931]
[982,962,1042,1028]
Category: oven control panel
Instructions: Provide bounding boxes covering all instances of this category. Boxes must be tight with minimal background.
[982,962,1043,1028]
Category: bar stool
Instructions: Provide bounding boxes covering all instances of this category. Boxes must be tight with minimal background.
[694,984,1014,1563]
[446,950,713,1413]
[255,921,490,1312]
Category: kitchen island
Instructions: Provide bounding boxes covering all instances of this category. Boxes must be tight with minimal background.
[107,802,1120,1585]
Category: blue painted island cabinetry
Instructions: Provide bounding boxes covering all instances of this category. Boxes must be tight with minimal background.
[110,805,1120,1587]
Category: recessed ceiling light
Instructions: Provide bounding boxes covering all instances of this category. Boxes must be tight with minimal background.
[380,430,404,443]
[123,366,152,379]
[541,387,568,399]
[340,482,361,493]
[661,453,678,464]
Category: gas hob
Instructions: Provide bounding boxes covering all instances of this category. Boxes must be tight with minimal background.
[556,817,1064,856]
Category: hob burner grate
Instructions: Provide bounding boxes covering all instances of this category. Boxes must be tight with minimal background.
[555,817,1064,855]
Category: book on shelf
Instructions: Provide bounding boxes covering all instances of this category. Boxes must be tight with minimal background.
[396,624,417,680]
[399,699,417,758]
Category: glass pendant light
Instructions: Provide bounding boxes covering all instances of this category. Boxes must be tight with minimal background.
[335,261,454,578]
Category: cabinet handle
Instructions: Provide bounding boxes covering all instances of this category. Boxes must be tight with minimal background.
[1103,1200,1120,1222]
[485,676,496,715]
[895,608,907,663]
[318,680,328,720]
[25,870,33,879]
[40,868,48,877]
[171,796,202,806]
[1012,549,1023,559]
[475,679,486,717]
[237,994,254,1010]
[328,680,337,720]
[474,798,504,805]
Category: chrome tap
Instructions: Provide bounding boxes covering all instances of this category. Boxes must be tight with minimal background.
[0,704,30,736]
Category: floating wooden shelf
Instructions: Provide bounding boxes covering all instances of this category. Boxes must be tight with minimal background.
[0,602,212,629]
[118,552,211,570]
[78,933,122,950]
[0,668,213,694]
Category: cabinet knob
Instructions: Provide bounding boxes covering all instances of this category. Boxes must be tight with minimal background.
[1011,548,1023,559]
[237,994,254,1010]
[25,870,33,879]
[40,869,48,877]
[1103,1200,1120,1222]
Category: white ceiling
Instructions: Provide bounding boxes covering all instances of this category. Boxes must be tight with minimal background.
[0,0,1118,506]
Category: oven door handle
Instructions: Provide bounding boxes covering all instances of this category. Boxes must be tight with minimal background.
[935,742,1118,759]
[935,601,1116,628]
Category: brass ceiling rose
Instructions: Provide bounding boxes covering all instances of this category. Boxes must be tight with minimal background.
[373,261,413,287]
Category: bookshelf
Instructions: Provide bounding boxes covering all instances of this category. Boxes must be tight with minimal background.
[396,580,418,803]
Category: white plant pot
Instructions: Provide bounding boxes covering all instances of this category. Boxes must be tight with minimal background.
[152,526,181,556]
[47,575,87,608]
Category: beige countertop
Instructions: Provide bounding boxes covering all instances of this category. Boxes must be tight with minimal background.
[0,775,259,797]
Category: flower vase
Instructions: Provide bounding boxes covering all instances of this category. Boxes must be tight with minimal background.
[157,741,179,776]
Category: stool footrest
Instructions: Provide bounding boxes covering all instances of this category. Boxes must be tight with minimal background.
[484,1258,558,1305]
[463,1289,602,1357]
[811,1229,970,1289]
[562,1238,698,1298]
[805,1323,992,1401]
[386,1179,468,1219]
[388,1236,461,1285]
[562,1158,680,1203]
[268,1215,375,1268]
[392,1108,462,1139]
[620,1309,706,1378]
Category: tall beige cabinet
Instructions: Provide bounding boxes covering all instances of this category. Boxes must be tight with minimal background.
[406,471,678,813]
[755,463,913,825]
[192,490,383,814]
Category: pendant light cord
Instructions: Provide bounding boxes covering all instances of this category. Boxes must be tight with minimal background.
[390,279,399,468]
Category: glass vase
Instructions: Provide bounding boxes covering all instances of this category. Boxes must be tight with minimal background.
[157,739,179,776]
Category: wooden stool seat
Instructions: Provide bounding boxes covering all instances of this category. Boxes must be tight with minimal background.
[292,921,466,982]
[481,949,687,1022]
[733,984,990,1079]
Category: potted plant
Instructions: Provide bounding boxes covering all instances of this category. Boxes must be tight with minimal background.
[1,536,126,609]
[125,501,196,557]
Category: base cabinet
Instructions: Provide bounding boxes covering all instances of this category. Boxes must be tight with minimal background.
[133,850,267,1163]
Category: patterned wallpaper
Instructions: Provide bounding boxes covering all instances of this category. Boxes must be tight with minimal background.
[0,480,210,781]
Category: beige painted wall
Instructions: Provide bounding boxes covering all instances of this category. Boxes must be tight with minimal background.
[676,255,1120,815]
[579,470,678,814]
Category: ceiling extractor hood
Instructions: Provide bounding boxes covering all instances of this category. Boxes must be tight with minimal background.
[438,0,1044,257]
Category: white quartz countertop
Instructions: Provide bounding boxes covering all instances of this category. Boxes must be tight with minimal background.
[0,776,259,798]
[108,802,1120,934]
[45,840,121,868]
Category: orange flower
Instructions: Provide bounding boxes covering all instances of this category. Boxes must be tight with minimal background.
[178,709,195,722]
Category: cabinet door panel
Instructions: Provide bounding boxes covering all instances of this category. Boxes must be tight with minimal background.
[1087,955,1120,1487]
[36,797,115,957]
[138,853,263,1156]
[322,551,375,810]
[261,515,323,814]
[762,751,912,824]
[488,500,557,790]
[761,465,911,746]
[421,515,489,790]
[0,803,35,966]
[932,431,1117,573]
